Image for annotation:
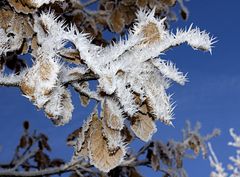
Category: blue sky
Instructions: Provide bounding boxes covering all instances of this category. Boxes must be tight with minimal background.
[0,0,240,176]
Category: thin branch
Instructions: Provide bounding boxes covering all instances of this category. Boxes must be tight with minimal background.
[62,71,99,85]
[71,82,101,101]
[0,159,92,177]
[82,0,99,7]
[0,72,25,87]
[12,148,38,171]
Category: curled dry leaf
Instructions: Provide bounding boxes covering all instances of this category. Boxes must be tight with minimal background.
[79,94,90,107]
[74,111,126,172]
[8,0,64,14]
[89,116,125,172]
[160,0,177,6]
[131,112,157,142]
[0,9,34,53]
[58,48,81,64]
[103,98,124,130]
[74,111,95,158]
[44,87,74,126]
[136,0,149,7]
[8,0,35,14]
[121,126,134,144]
[142,22,161,44]
[109,8,125,33]
[102,115,123,151]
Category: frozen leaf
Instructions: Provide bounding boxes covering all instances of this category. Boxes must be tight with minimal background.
[151,153,160,171]
[109,8,125,33]
[58,48,81,64]
[131,112,157,142]
[103,98,124,130]
[79,94,90,107]
[89,115,125,172]
[23,120,30,130]
[121,126,134,144]
[44,87,74,126]
[161,0,176,6]
[142,22,161,44]
[19,136,28,148]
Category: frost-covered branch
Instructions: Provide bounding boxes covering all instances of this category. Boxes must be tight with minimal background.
[0,159,86,177]
[0,72,26,87]
[209,129,240,177]
[0,4,215,173]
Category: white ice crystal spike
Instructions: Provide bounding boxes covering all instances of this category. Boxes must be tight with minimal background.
[151,58,188,85]
[30,0,64,8]
[0,29,9,55]
[173,25,215,52]
[33,11,100,70]
[115,79,138,116]
[60,66,88,84]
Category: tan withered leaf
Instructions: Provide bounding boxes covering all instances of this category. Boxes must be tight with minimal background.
[78,82,90,107]
[44,88,74,126]
[66,127,82,146]
[161,0,176,6]
[109,8,125,33]
[136,0,149,7]
[0,9,34,52]
[58,48,81,64]
[31,35,39,57]
[39,60,54,80]
[118,4,136,26]
[121,126,134,144]
[8,0,35,14]
[20,77,35,100]
[89,116,125,172]
[131,112,157,142]
[0,9,14,30]
[102,116,122,151]
[74,112,95,158]
[103,98,124,130]
[80,94,90,107]
[142,22,161,44]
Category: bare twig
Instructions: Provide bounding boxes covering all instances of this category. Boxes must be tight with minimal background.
[0,159,92,177]
[82,0,99,7]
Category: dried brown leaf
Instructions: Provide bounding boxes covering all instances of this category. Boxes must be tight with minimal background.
[19,136,27,148]
[89,116,125,172]
[142,22,161,44]
[103,99,123,130]
[121,126,134,144]
[151,153,160,171]
[23,120,29,130]
[131,113,157,142]
[109,8,125,33]
[59,48,81,64]
[8,0,35,14]
[160,0,176,6]
[80,94,90,107]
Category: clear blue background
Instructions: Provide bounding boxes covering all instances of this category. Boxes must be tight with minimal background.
[1,0,240,176]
